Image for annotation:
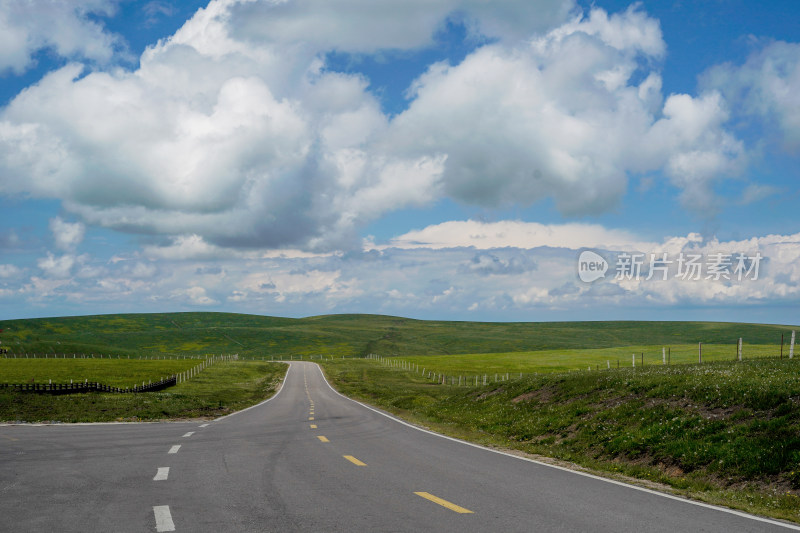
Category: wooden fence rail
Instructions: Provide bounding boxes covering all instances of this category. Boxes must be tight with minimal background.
[0,376,177,395]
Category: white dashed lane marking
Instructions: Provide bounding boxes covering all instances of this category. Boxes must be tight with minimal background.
[182,432,194,437]
[154,467,170,481]
[168,445,181,454]
[199,423,209,428]
[153,505,175,532]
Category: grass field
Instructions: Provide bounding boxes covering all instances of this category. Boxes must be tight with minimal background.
[0,358,199,388]
[390,343,787,376]
[1,312,796,359]
[320,357,800,523]
[0,361,287,422]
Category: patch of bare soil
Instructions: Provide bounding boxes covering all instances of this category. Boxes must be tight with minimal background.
[511,385,557,404]
[475,387,505,400]
[588,394,753,422]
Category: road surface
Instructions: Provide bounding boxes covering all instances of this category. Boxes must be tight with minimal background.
[1,361,797,532]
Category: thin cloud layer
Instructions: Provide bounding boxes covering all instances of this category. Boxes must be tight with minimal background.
[703,40,800,152]
[381,220,649,251]
[5,222,800,320]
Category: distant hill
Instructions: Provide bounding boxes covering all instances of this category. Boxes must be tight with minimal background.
[0,312,796,358]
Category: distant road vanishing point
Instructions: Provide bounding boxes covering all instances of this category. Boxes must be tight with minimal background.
[1,361,797,532]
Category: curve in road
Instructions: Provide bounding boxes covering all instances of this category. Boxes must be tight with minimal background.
[1,361,797,532]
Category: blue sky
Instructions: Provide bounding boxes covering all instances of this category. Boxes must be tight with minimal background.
[0,0,799,323]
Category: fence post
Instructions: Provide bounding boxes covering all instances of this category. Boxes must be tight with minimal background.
[632,354,635,368]
[738,338,742,361]
[662,347,666,365]
[791,331,796,359]
[699,342,702,364]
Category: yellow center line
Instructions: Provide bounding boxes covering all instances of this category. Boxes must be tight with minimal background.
[317,435,329,443]
[414,492,474,514]
[309,417,314,420]
[310,424,317,429]
[343,455,367,466]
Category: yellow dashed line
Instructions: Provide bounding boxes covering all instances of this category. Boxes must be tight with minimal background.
[317,436,329,443]
[414,492,474,514]
[343,455,366,466]
[309,417,314,421]
[310,424,317,429]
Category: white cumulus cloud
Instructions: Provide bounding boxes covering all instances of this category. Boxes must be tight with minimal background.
[0,1,751,254]
[386,6,742,216]
[49,217,85,251]
[0,0,121,75]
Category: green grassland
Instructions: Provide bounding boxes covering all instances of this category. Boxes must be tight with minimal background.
[321,357,800,523]
[1,312,796,358]
[0,360,287,422]
[392,343,786,375]
[0,358,199,388]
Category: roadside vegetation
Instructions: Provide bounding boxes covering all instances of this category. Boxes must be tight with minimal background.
[0,360,287,423]
[321,357,800,523]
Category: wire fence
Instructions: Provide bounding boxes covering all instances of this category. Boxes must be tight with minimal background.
[365,332,800,387]
[1,353,221,360]
[0,354,237,394]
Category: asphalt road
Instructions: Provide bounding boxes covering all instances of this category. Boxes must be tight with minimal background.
[1,361,798,532]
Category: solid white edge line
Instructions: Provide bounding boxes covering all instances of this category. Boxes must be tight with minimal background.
[154,467,169,481]
[153,505,175,532]
[212,362,291,422]
[312,362,800,531]
[168,445,181,454]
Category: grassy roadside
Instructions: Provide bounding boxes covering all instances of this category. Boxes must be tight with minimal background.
[0,361,288,423]
[319,357,800,523]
